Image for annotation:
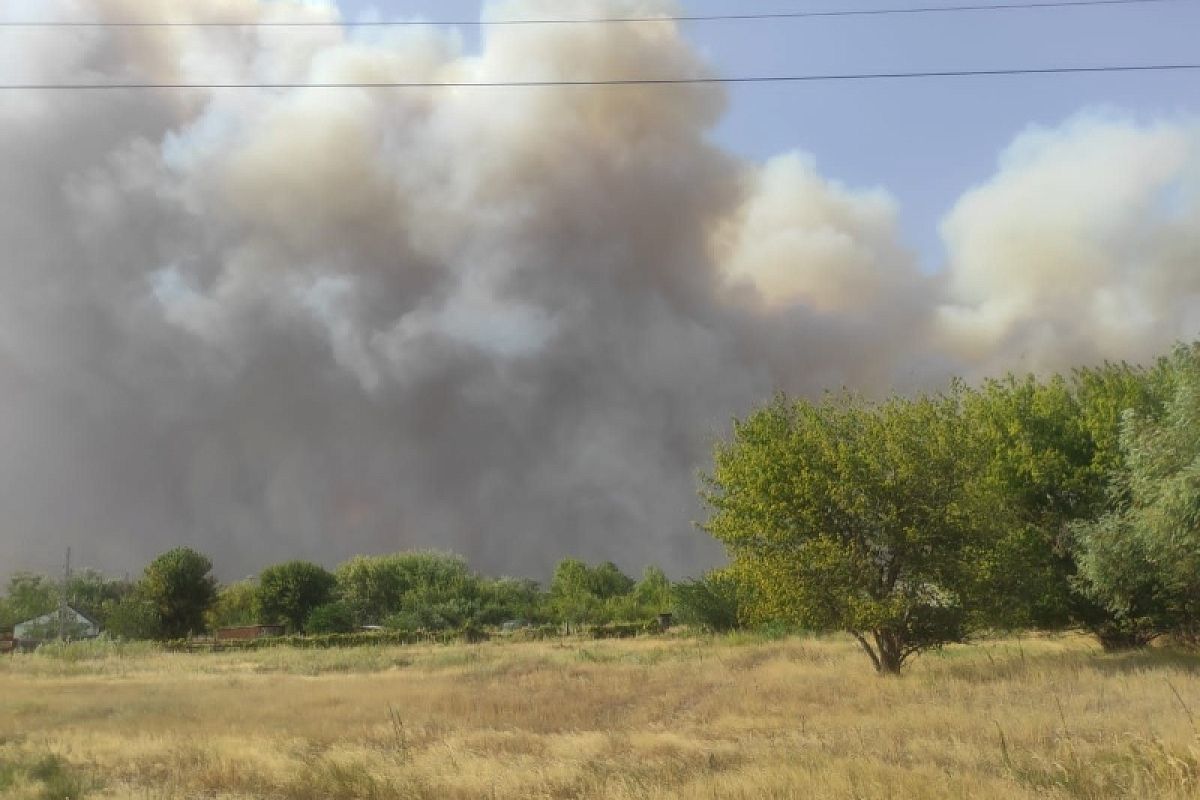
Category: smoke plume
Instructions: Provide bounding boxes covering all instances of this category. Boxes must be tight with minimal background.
[0,0,1197,579]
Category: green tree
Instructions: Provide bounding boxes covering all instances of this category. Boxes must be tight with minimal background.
[632,566,672,612]
[1073,344,1200,645]
[672,569,742,632]
[548,558,638,624]
[305,600,355,634]
[105,594,162,640]
[140,548,217,639]
[588,562,635,599]
[335,551,480,628]
[963,360,1172,648]
[476,577,544,625]
[548,559,598,624]
[257,561,337,633]
[205,580,260,630]
[702,390,1001,675]
[962,374,1100,631]
[65,569,135,629]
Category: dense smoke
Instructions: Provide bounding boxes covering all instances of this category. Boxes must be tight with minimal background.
[937,113,1200,374]
[0,0,1196,580]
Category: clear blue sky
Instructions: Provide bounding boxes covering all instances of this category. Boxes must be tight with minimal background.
[333,0,1199,268]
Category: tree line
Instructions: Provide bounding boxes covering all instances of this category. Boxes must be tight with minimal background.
[0,550,688,641]
[4,343,1197,674]
[703,342,1200,673]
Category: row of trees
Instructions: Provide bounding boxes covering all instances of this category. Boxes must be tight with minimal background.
[0,550,691,641]
[701,343,1200,673]
[9,345,1192,672]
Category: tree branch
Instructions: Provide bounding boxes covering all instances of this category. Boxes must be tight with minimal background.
[851,630,883,673]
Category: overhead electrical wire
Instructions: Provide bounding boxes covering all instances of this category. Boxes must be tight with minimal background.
[0,0,1187,28]
[1,64,1197,90]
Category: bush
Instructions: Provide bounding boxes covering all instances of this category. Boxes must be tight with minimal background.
[105,594,163,640]
[306,601,355,634]
[672,571,742,632]
[33,636,160,662]
[257,561,337,633]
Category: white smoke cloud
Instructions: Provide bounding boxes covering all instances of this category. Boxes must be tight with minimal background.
[0,0,1197,580]
[937,112,1200,374]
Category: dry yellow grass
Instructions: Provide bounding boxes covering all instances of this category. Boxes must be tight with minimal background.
[2,633,1199,799]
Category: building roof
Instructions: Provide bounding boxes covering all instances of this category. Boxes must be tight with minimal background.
[15,605,101,631]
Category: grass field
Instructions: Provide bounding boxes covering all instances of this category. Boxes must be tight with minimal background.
[1,633,1199,799]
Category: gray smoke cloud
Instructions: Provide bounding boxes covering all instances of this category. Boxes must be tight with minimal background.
[1,0,1197,580]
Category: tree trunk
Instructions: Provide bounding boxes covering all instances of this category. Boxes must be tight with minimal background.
[874,629,904,675]
[854,629,905,675]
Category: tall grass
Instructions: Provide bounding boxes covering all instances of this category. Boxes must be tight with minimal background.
[2,634,1198,798]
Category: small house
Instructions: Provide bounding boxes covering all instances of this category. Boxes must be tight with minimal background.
[13,606,101,642]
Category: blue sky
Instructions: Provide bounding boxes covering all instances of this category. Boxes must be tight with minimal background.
[334,0,1199,267]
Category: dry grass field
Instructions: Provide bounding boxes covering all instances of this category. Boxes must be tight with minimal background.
[1,632,1199,799]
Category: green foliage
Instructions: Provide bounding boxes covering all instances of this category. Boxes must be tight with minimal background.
[944,361,1171,645]
[672,569,742,631]
[104,594,163,640]
[633,566,672,611]
[548,558,649,624]
[0,569,133,634]
[588,562,636,599]
[0,572,58,629]
[702,389,1001,674]
[64,569,134,630]
[383,598,474,631]
[139,547,217,639]
[548,559,597,623]
[257,561,336,633]
[205,580,260,630]
[305,600,356,634]
[335,551,478,627]
[474,577,544,626]
[1073,344,1200,646]
[962,373,1100,631]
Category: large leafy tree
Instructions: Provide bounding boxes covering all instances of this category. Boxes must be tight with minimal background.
[963,361,1171,648]
[335,551,479,628]
[632,566,672,612]
[702,389,1001,674]
[257,561,337,633]
[1073,344,1200,645]
[548,558,601,625]
[140,547,218,639]
[962,375,1086,630]
[549,559,639,624]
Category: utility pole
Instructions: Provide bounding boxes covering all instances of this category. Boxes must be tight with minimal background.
[58,547,71,641]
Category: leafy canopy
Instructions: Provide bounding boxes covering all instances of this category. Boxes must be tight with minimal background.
[256,561,336,633]
[702,389,1002,674]
[140,547,217,639]
[1073,344,1200,644]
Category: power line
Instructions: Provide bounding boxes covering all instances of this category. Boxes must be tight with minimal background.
[0,0,1187,28]
[1,63,1197,90]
